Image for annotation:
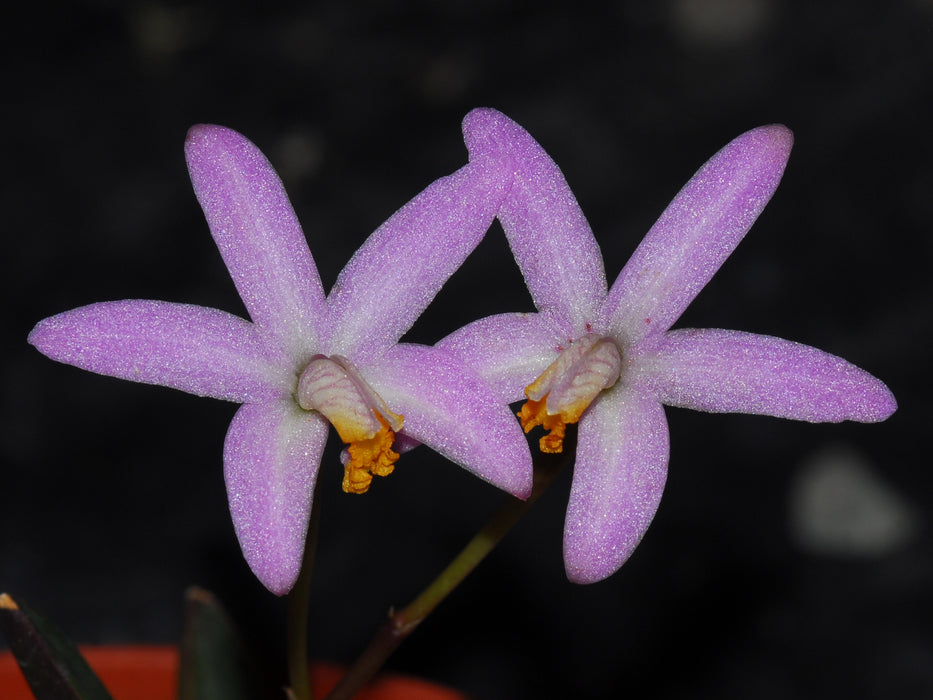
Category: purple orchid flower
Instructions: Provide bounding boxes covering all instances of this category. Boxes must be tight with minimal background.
[440,109,897,585]
[29,124,533,595]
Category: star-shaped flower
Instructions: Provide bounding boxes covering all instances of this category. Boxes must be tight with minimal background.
[440,109,897,584]
[29,124,532,595]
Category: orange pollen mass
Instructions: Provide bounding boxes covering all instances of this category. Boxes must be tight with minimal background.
[342,413,400,494]
[517,397,568,453]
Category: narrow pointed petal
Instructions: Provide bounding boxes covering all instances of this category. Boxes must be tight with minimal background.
[364,344,533,498]
[224,400,330,595]
[185,125,326,357]
[634,328,897,423]
[564,384,669,584]
[600,125,793,346]
[462,108,607,331]
[28,301,292,402]
[437,311,570,404]
[326,158,509,366]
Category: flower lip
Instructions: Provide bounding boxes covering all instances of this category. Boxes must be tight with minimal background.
[296,353,405,494]
[518,335,622,453]
[525,335,622,415]
[297,354,404,442]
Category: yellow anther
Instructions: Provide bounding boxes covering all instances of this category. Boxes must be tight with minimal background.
[342,413,400,494]
[517,396,568,454]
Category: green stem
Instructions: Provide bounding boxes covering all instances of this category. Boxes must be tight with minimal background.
[323,455,565,700]
[286,480,323,700]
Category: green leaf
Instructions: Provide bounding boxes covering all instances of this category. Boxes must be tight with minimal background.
[177,587,262,700]
[0,592,115,700]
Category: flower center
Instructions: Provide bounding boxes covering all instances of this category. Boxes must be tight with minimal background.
[517,335,621,453]
[297,355,404,494]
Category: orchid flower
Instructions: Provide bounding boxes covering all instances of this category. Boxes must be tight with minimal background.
[439,109,897,585]
[29,124,533,595]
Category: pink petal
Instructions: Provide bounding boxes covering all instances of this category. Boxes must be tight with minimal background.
[564,384,669,584]
[185,125,326,358]
[600,125,793,345]
[437,310,571,404]
[462,109,607,332]
[28,301,291,402]
[326,157,509,367]
[223,399,330,595]
[634,328,897,423]
[365,343,533,499]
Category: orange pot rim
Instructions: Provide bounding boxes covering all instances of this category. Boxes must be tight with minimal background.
[0,645,469,700]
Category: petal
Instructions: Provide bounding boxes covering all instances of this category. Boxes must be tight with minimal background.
[185,125,326,358]
[564,384,669,584]
[224,399,330,595]
[633,328,897,423]
[600,125,793,345]
[326,157,509,367]
[28,300,291,402]
[437,310,570,404]
[462,109,607,330]
[364,344,533,499]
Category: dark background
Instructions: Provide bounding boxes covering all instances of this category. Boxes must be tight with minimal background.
[2,1,929,698]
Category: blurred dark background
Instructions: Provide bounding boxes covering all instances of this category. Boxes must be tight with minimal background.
[2,1,929,698]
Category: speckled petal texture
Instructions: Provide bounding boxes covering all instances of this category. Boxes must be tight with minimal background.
[326,157,509,367]
[461,109,896,588]
[463,109,607,332]
[365,344,533,499]
[634,328,897,422]
[30,118,554,595]
[224,399,330,595]
[28,300,290,402]
[437,310,570,404]
[186,125,326,359]
[600,125,794,346]
[565,383,669,584]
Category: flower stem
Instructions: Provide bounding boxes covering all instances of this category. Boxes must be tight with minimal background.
[286,480,323,700]
[323,454,566,700]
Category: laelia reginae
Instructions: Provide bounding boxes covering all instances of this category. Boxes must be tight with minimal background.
[439,108,897,585]
[29,124,533,595]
